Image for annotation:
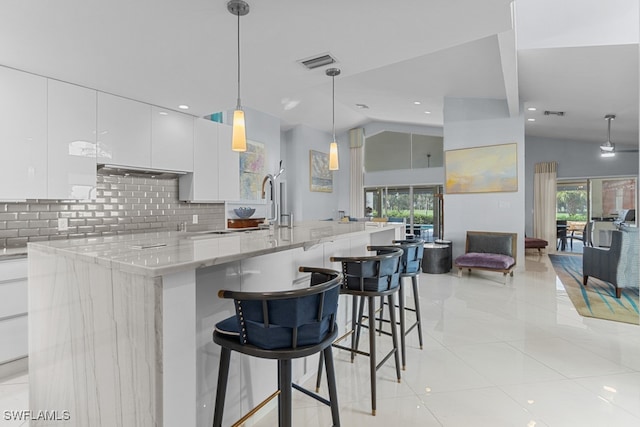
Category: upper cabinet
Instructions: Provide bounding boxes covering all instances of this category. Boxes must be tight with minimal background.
[151,107,194,172]
[97,92,152,168]
[0,66,48,200]
[179,119,239,202]
[217,123,239,201]
[47,80,97,200]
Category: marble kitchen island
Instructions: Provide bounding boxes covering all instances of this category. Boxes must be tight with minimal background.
[27,221,401,426]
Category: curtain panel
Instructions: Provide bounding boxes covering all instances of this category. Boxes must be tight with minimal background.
[533,162,557,252]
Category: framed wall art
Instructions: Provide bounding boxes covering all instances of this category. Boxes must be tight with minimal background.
[309,150,332,192]
[445,143,517,194]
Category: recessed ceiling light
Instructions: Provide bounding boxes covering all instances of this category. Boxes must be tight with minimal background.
[413,101,421,105]
[528,118,536,122]
[178,105,189,110]
[355,103,369,109]
[158,111,168,116]
[424,111,431,114]
[527,107,537,111]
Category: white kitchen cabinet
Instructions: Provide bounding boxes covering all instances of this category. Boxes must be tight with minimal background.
[179,120,239,202]
[48,80,97,200]
[0,66,48,200]
[151,106,194,172]
[217,123,240,201]
[180,118,219,201]
[0,258,28,364]
[97,92,152,168]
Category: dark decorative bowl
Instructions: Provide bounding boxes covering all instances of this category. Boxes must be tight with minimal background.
[234,207,255,219]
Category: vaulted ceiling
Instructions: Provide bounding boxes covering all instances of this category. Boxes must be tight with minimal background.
[0,0,637,145]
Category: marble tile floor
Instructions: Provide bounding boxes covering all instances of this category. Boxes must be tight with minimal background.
[2,252,639,426]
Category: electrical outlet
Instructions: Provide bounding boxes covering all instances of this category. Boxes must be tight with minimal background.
[192,214,198,224]
[57,218,69,231]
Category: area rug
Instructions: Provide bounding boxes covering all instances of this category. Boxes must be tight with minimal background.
[549,254,639,325]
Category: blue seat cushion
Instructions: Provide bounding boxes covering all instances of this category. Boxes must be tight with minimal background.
[214,315,333,350]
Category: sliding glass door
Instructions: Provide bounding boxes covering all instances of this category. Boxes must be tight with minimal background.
[364,185,441,241]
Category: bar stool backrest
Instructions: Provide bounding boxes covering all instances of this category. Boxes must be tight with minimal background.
[392,239,424,274]
[218,268,341,350]
[332,247,403,293]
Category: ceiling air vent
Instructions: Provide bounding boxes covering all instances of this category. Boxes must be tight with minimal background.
[544,110,565,116]
[298,53,337,70]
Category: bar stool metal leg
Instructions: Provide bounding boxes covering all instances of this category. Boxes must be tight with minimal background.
[323,346,341,427]
[398,281,407,370]
[387,293,402,383]
[412,275,424,349]
[367,295,377,415]
[279,359,293,427]
[212,347,231,427]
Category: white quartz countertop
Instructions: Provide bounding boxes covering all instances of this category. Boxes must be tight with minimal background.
[27,221,399,277]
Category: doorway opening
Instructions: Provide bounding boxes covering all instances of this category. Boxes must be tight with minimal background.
[364,185,442,241]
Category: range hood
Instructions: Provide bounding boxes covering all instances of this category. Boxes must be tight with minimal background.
[97,164,188,179]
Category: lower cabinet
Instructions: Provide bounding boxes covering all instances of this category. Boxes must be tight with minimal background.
[0,258,28,364]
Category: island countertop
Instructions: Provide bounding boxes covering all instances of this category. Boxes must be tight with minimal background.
[27,221,399,277]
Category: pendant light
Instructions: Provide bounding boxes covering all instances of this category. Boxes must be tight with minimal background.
[228,0,250,152]
[326,68,340,170]
[600,114,615,157]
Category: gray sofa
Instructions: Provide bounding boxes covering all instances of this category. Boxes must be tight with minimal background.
[583,225,639,298]
[454,231,517,282]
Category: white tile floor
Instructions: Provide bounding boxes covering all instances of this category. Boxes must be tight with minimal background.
[2,252,639,426]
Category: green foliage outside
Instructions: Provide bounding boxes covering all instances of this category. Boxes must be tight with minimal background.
[557,190,587,221]
[386,210,433,224]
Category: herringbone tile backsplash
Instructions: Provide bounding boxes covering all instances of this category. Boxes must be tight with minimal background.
[0,175,225,248]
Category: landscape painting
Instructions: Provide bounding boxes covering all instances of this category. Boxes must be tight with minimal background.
[445,143,517,194]
[239,140,266,200]
[309,150,332,192]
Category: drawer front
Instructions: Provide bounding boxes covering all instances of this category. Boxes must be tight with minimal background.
[0,279,27,319]
[0,258,28,282]
[0,315,28,363]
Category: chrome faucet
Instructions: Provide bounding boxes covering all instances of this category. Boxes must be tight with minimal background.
[261,161,285,224]
[261,173,278,223]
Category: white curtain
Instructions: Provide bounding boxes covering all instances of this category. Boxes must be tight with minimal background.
[349,128,364,218]
[533,162,557,252]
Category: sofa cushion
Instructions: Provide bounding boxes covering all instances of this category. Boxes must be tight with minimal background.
[467,234,513,256]
[455,252,515,270]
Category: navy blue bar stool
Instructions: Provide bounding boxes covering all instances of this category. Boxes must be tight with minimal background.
[316,247,403,416]
[212,267,342,427]
[371,239,425,370]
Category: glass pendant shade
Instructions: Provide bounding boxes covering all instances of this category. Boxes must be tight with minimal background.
[329,141,339,170]
[231,109,246,152]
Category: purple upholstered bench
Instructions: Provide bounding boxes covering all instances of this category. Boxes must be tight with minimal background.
[524,237,548,252]
[454,231,517,283]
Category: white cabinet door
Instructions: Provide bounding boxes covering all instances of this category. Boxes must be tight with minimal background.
[97,92,152,168]
[0,66,48,200]
[151,107,194,172]
[217,124,240,201]
[0,258,28,363]
[48,80,97,200]
[180,118,219,201]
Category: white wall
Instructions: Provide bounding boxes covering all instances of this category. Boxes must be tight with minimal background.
[443,97,526,264]
[524,136,639,234]
[282,124,344,221]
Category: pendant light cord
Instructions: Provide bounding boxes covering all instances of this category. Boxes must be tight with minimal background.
[236,11,241,109]
[332,74,336,141]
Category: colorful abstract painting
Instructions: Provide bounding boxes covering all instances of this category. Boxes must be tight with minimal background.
[309,150,332,192]
[239,140,266,200]
[445,143,517,194]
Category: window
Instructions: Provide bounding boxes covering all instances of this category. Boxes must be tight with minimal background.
[364,131,443,172]
[364,185,442,241]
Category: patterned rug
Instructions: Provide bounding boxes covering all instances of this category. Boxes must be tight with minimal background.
[549,254,639,325]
